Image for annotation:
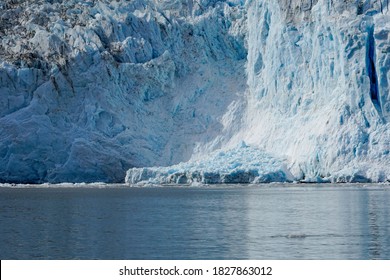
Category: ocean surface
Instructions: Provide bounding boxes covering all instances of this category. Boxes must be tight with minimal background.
[0,184,389,260]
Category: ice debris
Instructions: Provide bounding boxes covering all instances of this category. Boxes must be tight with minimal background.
[126,144,294,185]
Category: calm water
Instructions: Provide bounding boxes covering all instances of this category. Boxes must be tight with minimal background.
[0,184,389,259]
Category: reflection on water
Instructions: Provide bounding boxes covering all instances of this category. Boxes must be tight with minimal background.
[0,184,389,259]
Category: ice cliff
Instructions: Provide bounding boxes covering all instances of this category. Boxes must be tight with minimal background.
[1,0,390,184]
[240,0,390,183]
[0,0,247,183]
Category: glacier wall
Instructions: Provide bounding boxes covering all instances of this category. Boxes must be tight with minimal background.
[1,0,390,184]
[240,0,390,182]
[0,0,247,183]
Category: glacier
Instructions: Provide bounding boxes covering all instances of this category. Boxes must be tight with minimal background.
[1,0,390,184]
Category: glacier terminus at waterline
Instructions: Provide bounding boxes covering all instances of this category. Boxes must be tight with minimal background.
[0,0,390,184]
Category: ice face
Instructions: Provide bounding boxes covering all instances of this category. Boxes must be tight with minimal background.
[241,0,390,183]
[0,0,247,183]
[1,1,390,184]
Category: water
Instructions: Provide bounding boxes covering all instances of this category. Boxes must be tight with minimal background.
[0,184,390,259]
